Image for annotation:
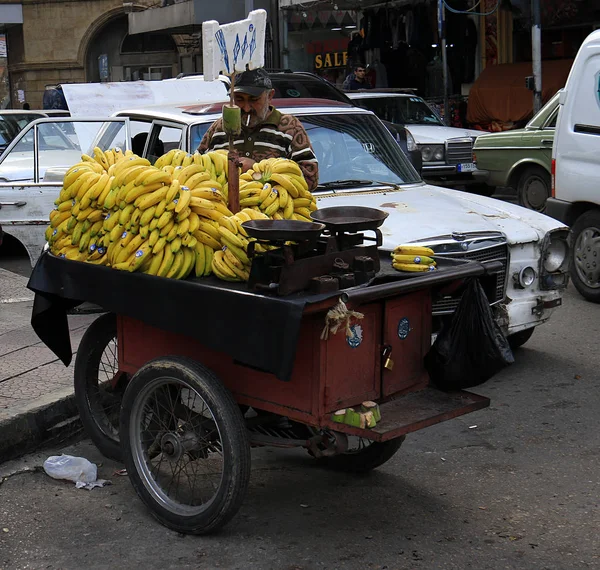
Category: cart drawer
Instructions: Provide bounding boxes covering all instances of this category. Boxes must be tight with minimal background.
[382,289,431,397]
[321,302,382,412]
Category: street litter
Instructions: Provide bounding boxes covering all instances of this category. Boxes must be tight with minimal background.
[43,454,112,490]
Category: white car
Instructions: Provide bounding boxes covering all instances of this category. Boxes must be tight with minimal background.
[346,92,489,193]
[0,99,569,348]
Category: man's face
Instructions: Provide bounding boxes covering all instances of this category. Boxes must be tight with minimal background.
[234,90,274,128]
[355,67,366,81]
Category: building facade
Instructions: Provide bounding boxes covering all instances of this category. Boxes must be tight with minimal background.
[0,0,279,109]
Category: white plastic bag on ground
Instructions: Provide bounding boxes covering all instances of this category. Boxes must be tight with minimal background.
[43,454,97,484]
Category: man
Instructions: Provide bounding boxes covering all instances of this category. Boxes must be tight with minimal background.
[342,65,372,91]
[198,68,319,191]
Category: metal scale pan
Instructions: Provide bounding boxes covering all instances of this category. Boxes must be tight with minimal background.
[309,206,389,233]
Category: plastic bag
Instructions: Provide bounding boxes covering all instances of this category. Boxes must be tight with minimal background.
[43,454,97,484]
[424,278,514,390]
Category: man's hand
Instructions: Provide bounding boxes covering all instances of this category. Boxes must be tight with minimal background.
[237,157,256,173]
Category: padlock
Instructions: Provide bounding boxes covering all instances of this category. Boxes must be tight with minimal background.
[382,346,394,371]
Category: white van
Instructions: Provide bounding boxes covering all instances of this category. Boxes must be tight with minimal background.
[548,29,600,303]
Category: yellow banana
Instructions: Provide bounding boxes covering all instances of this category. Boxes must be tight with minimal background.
[197,220,221,241]
[194,242,206,277]
[393,262,436,272]
[157,212,174,231]
[203,244,214,276]
[176,218,190,237]
[154,199,168,219]
[157,245,174,276]
[135,186,169,210]
[193,230,221,250]
[393,245,435,257]
[269,173,299,199]
[188,212,200,233]
[146,248,164,276]
[175,187,192,213]
[166,179,180,203]
[154,149,178,170]
[391,254,436,265]
[165,249,184,278]
[218,226,245,249]
[140,205,157,227]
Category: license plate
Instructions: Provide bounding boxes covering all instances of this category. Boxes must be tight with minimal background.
[457,163,476,173]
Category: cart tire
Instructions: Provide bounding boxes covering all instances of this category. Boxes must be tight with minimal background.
[120,356,250,535]
[74,313,124,461]
[316,436,405,474]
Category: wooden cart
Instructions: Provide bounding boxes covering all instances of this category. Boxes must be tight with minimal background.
[27,252,501,535]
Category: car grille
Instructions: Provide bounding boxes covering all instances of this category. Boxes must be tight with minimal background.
[432,244,509,314]
[446,138,473,164]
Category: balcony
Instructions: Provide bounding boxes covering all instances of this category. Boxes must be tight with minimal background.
[127,0,250,35]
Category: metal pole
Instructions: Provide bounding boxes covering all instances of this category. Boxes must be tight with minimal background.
[227,73,240,214]
[438,0,449,125]
[531,0,542,113]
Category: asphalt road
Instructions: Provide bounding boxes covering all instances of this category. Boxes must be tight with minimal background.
[0,284,598,570]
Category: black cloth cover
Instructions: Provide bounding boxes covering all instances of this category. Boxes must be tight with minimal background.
[27,251,340,382]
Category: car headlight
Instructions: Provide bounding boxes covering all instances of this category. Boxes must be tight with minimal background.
[544,238,568,272]
[539,230,570,290]
[406,130,417,152]
[420,145,444,162]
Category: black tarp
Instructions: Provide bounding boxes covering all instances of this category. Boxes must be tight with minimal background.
[27,251,331,382]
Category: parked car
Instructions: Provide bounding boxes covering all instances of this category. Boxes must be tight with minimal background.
[1,99,569,348]
[472,91,560,212]
[548,29,600,303]
[346,91,488,192]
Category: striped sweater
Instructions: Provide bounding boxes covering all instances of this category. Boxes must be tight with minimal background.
[197,107,319,191]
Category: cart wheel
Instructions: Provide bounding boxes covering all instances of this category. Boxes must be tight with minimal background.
[315,436,405,474]
[74,313,125,461]
[120,356,250,535]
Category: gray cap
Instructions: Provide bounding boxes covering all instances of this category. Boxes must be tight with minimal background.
[233,68,273,96]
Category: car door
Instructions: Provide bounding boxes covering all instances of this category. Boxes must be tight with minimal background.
[0,117,128,265]
[524,106,558,169]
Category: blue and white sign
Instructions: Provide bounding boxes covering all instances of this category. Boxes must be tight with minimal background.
[203,10,267,80]
[346,324,363,348]
[397,317,410,340]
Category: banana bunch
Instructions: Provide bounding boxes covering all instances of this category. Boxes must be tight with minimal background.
[391,245,437,272]
[155,149,228,201]
[47,148,316,284]
[239,158,317,221]
[209,208,273,282]
[46,147,137,264]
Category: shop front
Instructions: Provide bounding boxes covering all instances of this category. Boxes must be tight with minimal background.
[284,9,358,87]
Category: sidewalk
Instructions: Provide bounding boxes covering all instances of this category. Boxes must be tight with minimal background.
[0,268,97,462]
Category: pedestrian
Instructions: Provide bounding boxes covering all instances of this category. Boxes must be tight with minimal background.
[342,64,372,91]
[198,68,319,191]
[22,102,30,110]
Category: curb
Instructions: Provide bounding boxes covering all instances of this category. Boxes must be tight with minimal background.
[0,387,83,463]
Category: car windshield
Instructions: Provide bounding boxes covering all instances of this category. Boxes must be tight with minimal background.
[190,112,421,187]
[353,96,443,126]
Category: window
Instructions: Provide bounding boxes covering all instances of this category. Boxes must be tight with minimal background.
[147,124,182,162]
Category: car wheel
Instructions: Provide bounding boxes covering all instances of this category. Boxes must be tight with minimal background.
[516,166,550,212]
[570,210,600,303]
[507,327,535,349]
